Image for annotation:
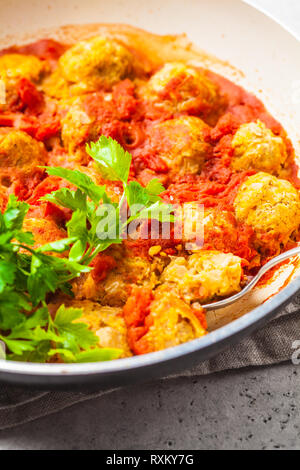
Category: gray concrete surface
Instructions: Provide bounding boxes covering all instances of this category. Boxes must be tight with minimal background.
[0,0,300,450]
[0,363,299,450]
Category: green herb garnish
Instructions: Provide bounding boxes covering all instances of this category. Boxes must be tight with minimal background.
[0,195,120,362]
[42,136,174,265]
[0,136,173,363]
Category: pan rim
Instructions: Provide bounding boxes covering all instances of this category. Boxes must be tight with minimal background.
[0,0,299,381]
[0,273,299,378]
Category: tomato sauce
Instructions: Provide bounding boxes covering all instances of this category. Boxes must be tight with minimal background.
[123,286,154,355]
[0,39,67,63]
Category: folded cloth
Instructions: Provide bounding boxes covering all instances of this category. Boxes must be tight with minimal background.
[0,295,299,431]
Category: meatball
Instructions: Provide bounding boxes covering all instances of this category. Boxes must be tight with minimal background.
[60,97,94,161]
[145,286,206,352]
[0,130,47,173]
[150,116,211,178]
[178,204,240,247]
[123,285,206,354]
[231,120,288,175]
[174,201,205,250]
[234,172,300,251]
[180,204,229,248]
[73,247,166,306]
[144,62,219,119]
[0,54,47,111]
[44,36,133,97]
[0,130,47,196]
[59,96,108,165]
[0,53,47,82]
[42,68,71,100]
[161,251,243,303]
[177,205,257,263]
[49,299,131,358]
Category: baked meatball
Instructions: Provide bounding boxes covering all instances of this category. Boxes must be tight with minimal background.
[231,120,288,175]
[59,96,109,165]
[143,286,206,353]
[234,172,300,251]
[179,204,230,247]
[73,247,166,307]
[151,116,211,179]
[60,97,95,161]
[123,285,206,354]
[0,129,47,175]
[49,299,131,358]
[0,130,47,197]
[161,251,243,303]
[44,36,133,97]
[178,204,240,246]
[173,201,205,250]
[0,53,47,111]
[0,53,46,82]
[144,62,219,119]
[177,205,257,263]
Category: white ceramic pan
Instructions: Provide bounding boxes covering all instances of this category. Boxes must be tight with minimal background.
[0,0,300,388]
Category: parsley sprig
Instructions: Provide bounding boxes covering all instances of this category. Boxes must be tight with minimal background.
[42,136,174,266]
[0,196,120,362]
[0,136,174,363]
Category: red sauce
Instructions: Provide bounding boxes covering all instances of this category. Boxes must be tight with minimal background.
[162,171,253,210]
[193,308,207,330]
[0,39,67,63]
[17,78,45,113]
[91,254,117,283]
[26,176,74,224]
[123,286,154,355]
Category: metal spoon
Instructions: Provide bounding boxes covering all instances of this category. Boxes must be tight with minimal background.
[202,246,300,310]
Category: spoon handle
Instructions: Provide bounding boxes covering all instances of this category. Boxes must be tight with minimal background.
[202,245,300,311]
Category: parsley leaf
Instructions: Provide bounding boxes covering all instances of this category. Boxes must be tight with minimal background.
[42,188,88,212]
[3,195,29,231]
[52,305,98,351]
[146,179,165,200]
[0,261,16,293]
[128,201,175,224]
[37,237,78,254]
[0,197,117,364]
[87,136,131,183]
[72,348,121,363]
[42,167,108,204]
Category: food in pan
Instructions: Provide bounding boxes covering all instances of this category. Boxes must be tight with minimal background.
[0,26,299,363]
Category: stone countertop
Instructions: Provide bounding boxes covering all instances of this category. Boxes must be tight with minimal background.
[0,364,300,450]
[0,0,300,450]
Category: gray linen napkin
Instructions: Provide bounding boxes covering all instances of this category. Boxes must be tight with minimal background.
[0,295,299,431]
